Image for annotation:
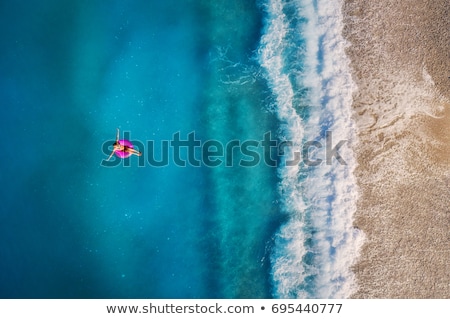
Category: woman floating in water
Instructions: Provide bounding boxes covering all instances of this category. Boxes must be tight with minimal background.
[107,128,142,160]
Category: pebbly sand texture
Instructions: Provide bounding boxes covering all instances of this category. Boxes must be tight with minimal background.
[342,0,450,298]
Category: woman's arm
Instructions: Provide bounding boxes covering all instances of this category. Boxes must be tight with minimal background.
[106,150,115,161]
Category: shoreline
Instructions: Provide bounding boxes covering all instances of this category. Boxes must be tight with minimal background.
[343,0,450,298]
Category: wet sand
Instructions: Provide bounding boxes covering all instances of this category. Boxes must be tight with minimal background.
[342,0,450,298]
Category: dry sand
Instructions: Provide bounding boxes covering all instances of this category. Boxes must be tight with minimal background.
[342,0,450,298]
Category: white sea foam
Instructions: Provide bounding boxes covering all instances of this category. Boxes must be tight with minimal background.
[259,0,308,296]
[259,0,365,298]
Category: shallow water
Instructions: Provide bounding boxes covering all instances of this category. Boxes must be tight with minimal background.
[0,0,361,298]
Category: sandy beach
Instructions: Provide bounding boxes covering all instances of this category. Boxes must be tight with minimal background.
[342,0,450,298]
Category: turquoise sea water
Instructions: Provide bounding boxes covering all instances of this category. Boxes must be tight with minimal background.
[0,0,363,298]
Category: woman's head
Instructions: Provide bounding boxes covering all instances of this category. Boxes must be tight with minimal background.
[113,142,123,150]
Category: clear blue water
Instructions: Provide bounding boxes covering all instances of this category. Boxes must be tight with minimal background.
[0,0,363,298]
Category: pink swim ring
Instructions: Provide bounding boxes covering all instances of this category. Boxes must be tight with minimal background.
[115,139,134,158]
